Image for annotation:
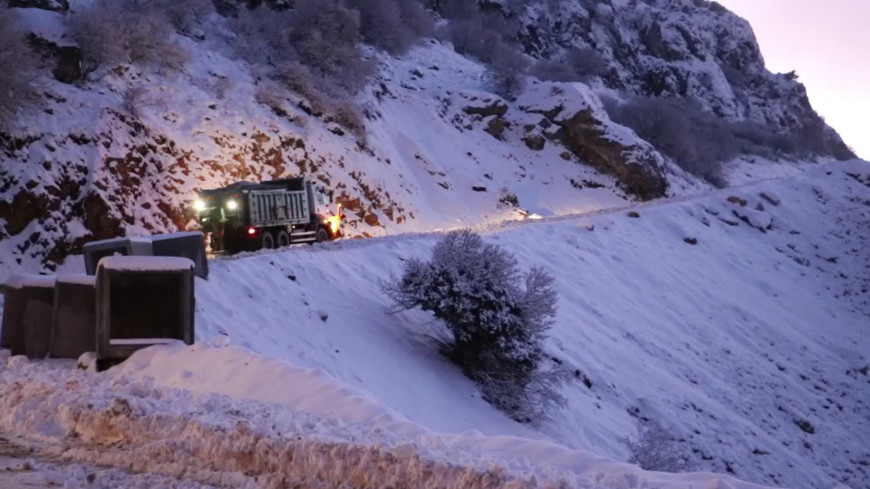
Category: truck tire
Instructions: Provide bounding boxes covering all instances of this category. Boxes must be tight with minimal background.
[276,230,290,248]
[315,227,329,243]
[260,230,276,249]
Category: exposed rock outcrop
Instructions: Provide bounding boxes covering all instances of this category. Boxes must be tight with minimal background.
[507,0,853,160]
[517,82,669,200]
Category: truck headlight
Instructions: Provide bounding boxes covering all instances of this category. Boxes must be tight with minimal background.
[226,200,238,210]
[193,199,205,212]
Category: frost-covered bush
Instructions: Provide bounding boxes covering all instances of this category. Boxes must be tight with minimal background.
[274,62,328,113]
[345,0,434,55]
[436,4,530,98]
[384,229,567,424]
[730,121,797,158]
[286,0,375,95]
[625,419,694,472]
[153,0,215,32]
[67,0,190,75]
[605,96,735,186]
[271,63,366,140]
[489,44,529,99]
[328,101,367,141]
[0,8,41,128]
[531,48,609,83]
[229,7,295,68]
[230,5,371,139]
[433,0,479,20]
[446,18,505,64]
[231,2,374,95]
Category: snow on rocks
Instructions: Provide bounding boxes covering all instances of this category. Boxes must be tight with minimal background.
[514,81,671,200]
[731,206,772,231]
[760,191,781,206]
[75,352,97,372]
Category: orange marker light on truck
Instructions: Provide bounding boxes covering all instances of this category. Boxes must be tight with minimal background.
[327,204,342,235]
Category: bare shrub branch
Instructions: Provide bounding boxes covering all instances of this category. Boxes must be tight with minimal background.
[488,44,530,99]
[67,0,191,75]
[531,48,609,83]
[345,0,434,55]
[286,0,375,95]
[625,419,694,473]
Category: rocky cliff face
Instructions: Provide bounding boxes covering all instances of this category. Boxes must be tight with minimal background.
[512,0,853,159]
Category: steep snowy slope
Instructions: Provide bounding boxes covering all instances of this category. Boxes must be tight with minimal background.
[1,155,866,487]
[75,159,867,488]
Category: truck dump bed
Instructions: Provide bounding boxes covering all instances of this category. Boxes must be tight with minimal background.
[248,188,309,226]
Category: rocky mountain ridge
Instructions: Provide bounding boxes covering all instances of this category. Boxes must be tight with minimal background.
[511,0,853,160]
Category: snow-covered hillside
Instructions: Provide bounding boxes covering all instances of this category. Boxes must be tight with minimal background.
[2,4,683,278]
[189,159,869,489]
[0,1,866,487]
[4,159,864,488]
[0,0,852,278]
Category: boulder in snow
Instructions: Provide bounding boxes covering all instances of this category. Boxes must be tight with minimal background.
[760,191,782,206]
[733,207,772,231]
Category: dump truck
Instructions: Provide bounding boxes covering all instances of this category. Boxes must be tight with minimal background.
[192,177,342,254]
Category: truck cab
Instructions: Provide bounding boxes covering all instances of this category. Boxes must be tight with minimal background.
[193,177,341,254]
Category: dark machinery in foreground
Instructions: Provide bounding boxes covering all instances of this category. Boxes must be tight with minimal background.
[193,177,342,254]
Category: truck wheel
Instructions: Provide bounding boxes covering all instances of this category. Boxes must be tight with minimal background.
[276,230,290,248]
[315,226,329,243]
[260,230,276,249]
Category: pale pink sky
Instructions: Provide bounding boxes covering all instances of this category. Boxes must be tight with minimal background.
[717,0,869,159]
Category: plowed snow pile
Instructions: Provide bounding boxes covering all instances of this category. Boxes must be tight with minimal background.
[1,350,775,489]
[1,160,868,488]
